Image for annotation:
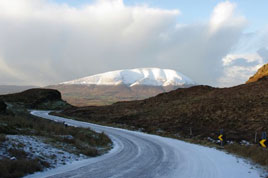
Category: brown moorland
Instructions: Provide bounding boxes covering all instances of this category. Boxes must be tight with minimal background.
[61,76,268,143]
[47,84,193,106]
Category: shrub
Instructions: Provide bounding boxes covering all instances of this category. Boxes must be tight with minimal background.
[81,148,99,157]
[0,112,112,177]
[0,159,42,178]
[8,148,28,160]
[0,114,111,151]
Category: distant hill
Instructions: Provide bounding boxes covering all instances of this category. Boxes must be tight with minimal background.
[0,85,37,95]
[246,63,268,83]
[48,68,196,106]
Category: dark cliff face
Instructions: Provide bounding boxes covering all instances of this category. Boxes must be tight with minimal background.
[246,63,268,84]
[0,89,71,110]
[0,100,7,113]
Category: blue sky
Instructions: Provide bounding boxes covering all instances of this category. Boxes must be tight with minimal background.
[0,0,267,87]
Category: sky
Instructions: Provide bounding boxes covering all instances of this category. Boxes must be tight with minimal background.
[0,0,267,87]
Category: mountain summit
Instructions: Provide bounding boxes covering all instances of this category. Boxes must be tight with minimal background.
[61,68,196,87]
[48,68,196,106]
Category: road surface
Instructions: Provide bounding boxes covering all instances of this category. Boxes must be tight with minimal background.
[27,110,265,178]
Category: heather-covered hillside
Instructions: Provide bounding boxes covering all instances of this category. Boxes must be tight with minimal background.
[62,76,268,142]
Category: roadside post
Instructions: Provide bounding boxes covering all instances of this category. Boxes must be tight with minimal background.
[255,131,257,143]
[190,127,192,137]
[259,132,267,148]
[218,129,224,147]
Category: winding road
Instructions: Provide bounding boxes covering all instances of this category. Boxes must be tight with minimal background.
[27,110,265,178]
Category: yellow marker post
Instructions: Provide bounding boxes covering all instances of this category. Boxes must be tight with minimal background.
[259,139,267,148]
[218,134,223,142]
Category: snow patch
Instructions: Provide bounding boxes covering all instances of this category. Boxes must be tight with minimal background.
[61,68,196,87]
[0,135,87,168]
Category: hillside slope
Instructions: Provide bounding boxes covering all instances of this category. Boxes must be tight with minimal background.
[61,76,268,142]
[247,63,268,83]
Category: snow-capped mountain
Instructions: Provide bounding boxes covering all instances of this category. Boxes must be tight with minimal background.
[61,68,196,87]
[49,68,196,106]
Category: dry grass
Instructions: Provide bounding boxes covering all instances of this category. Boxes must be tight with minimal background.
[56,112,268,168]
[0,112,112,177]
[0,114,111,155]
[0,147,49,178]
[62,78,268,143]
[225,144,268,166]
[0,159,43,178]
[8,148,28,160]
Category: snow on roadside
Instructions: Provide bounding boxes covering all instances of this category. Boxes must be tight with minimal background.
[0,135,88,168]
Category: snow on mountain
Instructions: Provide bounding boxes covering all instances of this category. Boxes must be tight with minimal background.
[61,68,196,87]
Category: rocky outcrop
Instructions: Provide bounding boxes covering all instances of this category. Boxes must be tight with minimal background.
[0,100,7,113]
[246,63,268,83]
[0,89,71,110]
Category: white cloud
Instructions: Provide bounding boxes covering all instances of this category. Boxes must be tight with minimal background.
[222,53,263,66]
[209,1,246,34]
[218,26,268,87]
[0,0,265,87]
[218,65,263,87]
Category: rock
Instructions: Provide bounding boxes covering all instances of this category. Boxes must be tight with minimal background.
[246,63,268,83]
[0,89,71,110]
[0,100,7,113]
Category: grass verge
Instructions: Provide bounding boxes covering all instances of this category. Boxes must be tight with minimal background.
[0,112,112,177]
[0,113,112,156]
